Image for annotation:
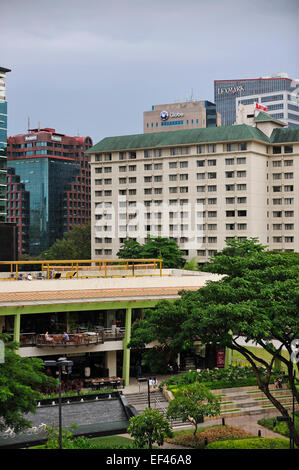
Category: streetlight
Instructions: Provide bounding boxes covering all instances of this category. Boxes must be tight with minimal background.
[44,357,73,449]
[137,377,151,408]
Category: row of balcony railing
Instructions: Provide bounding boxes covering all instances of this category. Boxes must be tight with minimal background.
[18,328,125,347]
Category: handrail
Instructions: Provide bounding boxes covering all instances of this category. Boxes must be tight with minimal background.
[0,258,163,280]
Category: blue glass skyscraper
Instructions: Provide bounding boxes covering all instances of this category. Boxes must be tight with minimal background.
[0,67,11,222]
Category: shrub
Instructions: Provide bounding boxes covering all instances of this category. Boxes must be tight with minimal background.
[206,437,290,449]
[166,425,254,449]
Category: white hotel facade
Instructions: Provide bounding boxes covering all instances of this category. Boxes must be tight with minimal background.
[88,112,299,264]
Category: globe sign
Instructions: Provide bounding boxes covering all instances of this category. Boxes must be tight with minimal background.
[160,110,169,121]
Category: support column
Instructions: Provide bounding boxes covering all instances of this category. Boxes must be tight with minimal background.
[14,313,21,351]
[224,346,232,368]
[122,307,132,387]
[105,350,117,377]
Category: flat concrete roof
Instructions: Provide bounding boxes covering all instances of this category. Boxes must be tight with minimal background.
[0,271,221,309]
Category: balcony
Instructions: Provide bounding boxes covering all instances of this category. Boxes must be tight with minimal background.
[19,328,125,348]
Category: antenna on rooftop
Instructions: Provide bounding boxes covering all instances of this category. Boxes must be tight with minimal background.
[27,116,30,131]
[38,121,40,131]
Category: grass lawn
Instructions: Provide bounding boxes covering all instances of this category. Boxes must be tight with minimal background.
[231,346,291,372]
[87,435,134,449]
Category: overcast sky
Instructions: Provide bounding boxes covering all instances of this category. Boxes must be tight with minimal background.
[1,0,299,144]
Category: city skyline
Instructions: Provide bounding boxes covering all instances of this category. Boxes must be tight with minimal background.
[1,0,299,144]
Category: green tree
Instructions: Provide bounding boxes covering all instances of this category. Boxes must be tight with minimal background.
[117,236,186,269]
[0,334,57,432]
[127,407,173,449]
[40,224,91,260]
[167,383,221,436]
[130,239,299,446]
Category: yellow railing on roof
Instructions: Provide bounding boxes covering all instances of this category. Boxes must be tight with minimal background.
[0,259,163,280]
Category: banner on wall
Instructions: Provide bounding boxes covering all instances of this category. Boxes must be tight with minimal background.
[217,350,225,368]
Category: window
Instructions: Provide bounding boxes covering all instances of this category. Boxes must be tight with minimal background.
[273,211,282,217]
[226,143,237,152]
[169,162,177,169]
[144,150,152,158]
[208,236,217,243]
[197,173,205,180]
[129,189,137,195]
[154,188,162,194]
[144,176,152,182]
[154,175,163,182]
[119,152,126,160]
[225,158,234,165]
[284,172,293,179]
[180,161,188,168]
[129,177,136,184]
[197,185,205,193]
[197,160,205,167]
[237,184,246,190]
[237,210,247,217]
[197,145,205,154]
[95,167,102,173]
[237,223,247,230]
[129,151,136,159]
[284,160,293,166]
[180,187,188,193]
[273,224,282,230]
[207,198,217,205]
[284,185,294,192]
[144,164,152,170]
[104,153,112,161]
[104,167,112,173]
[154,163,163,170]
[155,149,162,157]
[180,174,188,181]
[239,142,247,151]
[208,172,216,179]
[207,144,216,153]
[273,186,282,192]
[237,171,246,177]
[104,178,112,184]
[226,210,235,217]
[207,185,217,192]
[104,190,112,196]
[119,189,126,195]
[226,223,235,230]
[285,211,294,217]
[285,224,294,230]
[169,187,177,193]
[170,147,180,156]
[226,184,235,191]
[129,165,136,171]
[181,147,189,155]
[237,157,246,164]
[273,173,281,180]
[273,146,282,154]
[273,236,282,243]
[237,197,246,203]
[119,177,126,184]
[285,236,294,243]
[208,160,216,166]
[144,188,152,194]
[207,211,217,218]
[169,174,177,181]
[284,145,293,154]
[284,198,293,205]
[226,197,235,204]
[226,171,234,178]
[207,223,217,230]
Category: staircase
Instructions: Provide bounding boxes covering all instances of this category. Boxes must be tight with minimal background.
[124,391,187,427]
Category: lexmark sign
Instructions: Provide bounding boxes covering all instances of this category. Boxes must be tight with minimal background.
[217,86,245,95]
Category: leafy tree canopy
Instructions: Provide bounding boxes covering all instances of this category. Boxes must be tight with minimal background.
[167,383,221,436]
[117,236,186,269]
[0,335,57,432]
[127,407,173,449]
[39,224,91,260]
[129,238,299,445]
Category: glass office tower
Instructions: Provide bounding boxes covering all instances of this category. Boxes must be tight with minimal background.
[214,74,298,126]
[0,67,11,222]
[8,157,80,254]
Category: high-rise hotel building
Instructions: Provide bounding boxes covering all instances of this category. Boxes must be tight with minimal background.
[0,67,11,222]
[88,112,299,263]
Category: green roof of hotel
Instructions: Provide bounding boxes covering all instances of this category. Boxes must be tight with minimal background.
[86,124,270,153]
[270,126,299,143]
[253,111,286,126]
